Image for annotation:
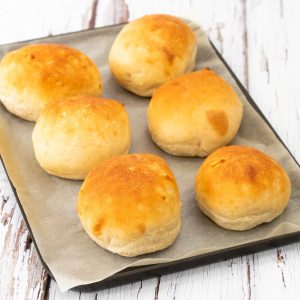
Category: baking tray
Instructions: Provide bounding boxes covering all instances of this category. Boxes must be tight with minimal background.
[0,23,300,290]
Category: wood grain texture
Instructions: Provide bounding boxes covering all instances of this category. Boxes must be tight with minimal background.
[246,0,300,162]
[0,0,300,299]
[0,163,49,300]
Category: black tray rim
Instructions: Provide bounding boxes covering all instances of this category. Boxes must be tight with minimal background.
[0,22,299,291]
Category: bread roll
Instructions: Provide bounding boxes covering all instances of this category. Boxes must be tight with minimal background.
[109,14,197,97]
[148,69,243,157]
[0,44,102,121]
[32,96,130,180]
[77,154,181,257]
[195,145,291,231]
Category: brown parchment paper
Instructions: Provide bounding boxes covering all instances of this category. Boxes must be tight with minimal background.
[0,21,300,292]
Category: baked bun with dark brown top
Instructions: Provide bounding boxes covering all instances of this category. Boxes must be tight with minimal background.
[0,44,102,121]
[109,14,197,97]
[195,145,291,231]
[77,154,181,257]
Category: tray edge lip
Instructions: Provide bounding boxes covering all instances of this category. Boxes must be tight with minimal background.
[0,22,299,290]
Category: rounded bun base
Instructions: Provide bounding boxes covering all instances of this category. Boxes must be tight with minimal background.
[114,47,197,98]
[84,221,180,257]
[149,127,220,157]
[198,199,284,231]
[0,96,39,122]
[41,146,130,180]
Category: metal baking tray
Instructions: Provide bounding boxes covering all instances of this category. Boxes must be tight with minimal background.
[0,24,299,290]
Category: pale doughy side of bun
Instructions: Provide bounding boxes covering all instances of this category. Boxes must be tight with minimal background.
[82,220,180,258]
[109,14,197,97]
[148,69,243,157]
[32,96,130,180]
[195,145,291,231]
[198,201,283,231]
[0,44,102,121]
[77,154,181,257]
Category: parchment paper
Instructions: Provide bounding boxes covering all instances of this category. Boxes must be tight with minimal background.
[0,21,300,292]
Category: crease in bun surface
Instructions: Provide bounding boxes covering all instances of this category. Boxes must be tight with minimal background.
[109,14,197,97]
[77,154,181,257]
[195,145,291,231]
[0,43,102,121]
[32,95,130,180]
[147,69,243,157]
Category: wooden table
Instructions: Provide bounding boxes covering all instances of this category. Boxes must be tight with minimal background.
[1,1,300,299]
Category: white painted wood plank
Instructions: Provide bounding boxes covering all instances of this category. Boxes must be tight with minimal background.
[246,0,300,162]
[244,0,300,297]
[247,244,300,299]
[0,163,49,300]
[0,0,95,44]
[47,278,158,300]
[94,0,129,27]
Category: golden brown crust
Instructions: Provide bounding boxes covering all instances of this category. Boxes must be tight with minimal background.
[147,69,243,157]
[0,44,102,121]
[195,145,291,230]
[77,154,181,256]
[109,14,197,96]
[206,110,228,136]
[32,95,130,180]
